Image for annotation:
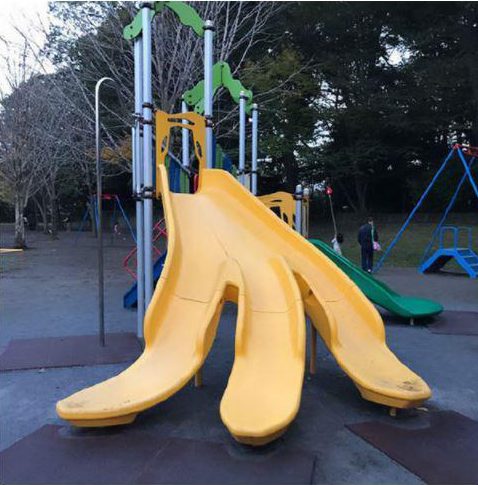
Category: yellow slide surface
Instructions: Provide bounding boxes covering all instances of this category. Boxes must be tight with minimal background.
[57,164,430,445]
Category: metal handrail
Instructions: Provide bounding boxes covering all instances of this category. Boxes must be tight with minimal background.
[439,225,473,250]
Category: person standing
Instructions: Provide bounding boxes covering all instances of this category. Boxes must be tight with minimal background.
[358,217,379,272]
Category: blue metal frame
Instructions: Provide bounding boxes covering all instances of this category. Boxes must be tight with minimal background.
[438,225,473,251]
[375,146,478,272]
[421,157,476,263]
[75,195,136,244]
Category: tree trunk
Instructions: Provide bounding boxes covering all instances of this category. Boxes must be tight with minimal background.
[42,194,49,234]
[354,175,368,215]
[49,185,59,240]
[282,151,299,193]
[33,195,48,234]
[14,193,26,249]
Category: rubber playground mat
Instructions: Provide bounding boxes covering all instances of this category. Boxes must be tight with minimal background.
[0,425,316,485]
[0,333,141,371]
[347,410,478,485]
[426,310,478,335]
[383,310,478,335]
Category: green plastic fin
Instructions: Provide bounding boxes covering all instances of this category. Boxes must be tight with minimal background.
[123,10,154,40]
[182,61,254,114]
[220,62,254,113]
[183,63,223,109]
[123,1,204,41]
[162,1,204,37]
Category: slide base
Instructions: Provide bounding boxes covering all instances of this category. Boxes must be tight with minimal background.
[67,413,138,428]
[356,385,427,409]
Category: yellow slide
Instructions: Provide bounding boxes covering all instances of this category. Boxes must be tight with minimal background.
[57,112,430,445]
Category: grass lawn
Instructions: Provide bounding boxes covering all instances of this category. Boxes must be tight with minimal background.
[308,219,478,271]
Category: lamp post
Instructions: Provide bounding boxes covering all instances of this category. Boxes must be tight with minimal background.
[95,76,114,347]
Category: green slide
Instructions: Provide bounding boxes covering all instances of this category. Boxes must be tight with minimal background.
[309,238,443,319]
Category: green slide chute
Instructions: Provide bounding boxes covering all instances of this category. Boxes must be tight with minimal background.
[309,238,443,319]
[183,61,254,114]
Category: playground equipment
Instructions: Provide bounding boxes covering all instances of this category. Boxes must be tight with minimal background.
[182,60,259,194]
[75,194,135,243]
[258,192,443,320]
[57,2,431,446]
[57,110,431,445]
[309,239,443,319]
[420,226,478,278]
[375,144,478,275]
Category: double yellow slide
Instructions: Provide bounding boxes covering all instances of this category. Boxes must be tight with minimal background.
[57,163,430,445]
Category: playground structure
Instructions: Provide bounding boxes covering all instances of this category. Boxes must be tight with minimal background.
[375,144,478,277]
[75,193,135,243]
[56,2,433,446]
[420,225,478,278]
[57,109,431,445]
[257,192,443,321]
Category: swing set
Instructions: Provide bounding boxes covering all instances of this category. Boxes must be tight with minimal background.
[375,144,478,278]
[75,193,135,244]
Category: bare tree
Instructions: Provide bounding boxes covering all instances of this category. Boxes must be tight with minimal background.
[0,45,48,247]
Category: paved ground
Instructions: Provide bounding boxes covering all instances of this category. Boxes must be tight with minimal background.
[1,229,477,484]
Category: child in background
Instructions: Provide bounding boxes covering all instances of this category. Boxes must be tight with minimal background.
[332,233,344,255]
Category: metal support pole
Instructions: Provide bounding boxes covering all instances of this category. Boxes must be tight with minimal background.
[239,91,247,186]
[204,20,214,169]
[303,187,310,238]
[375,147,455,272]
[142,4,154,307]
[95,76,114,347]
[181,99,190,167]
[134,36,145,339]
[295,184,303,235]
[251,103,258,195]
[457,148,478,198]
[309,323,317,375]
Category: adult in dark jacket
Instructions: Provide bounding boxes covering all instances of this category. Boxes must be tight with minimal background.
[358,217,379,272]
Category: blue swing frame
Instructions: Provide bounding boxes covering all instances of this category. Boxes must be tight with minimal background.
[374,145,478,273]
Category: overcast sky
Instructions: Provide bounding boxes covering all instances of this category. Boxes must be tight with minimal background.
[0,0,50,94]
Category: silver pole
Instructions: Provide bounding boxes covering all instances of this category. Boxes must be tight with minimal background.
[134,36,145,339]
[295,184,303,235]
[303,187,310,237]
[204,20,214,169]
[95,76,114,347]
[251,103,258,195]
[142,4,154,306]
[239,91,247,186]
[181,99,190,167]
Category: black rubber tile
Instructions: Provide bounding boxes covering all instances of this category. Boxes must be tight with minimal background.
[427,311,478,335]
[0,425,316,485]
[347,411,478,485]
[137,436,316,485]
[0,424,165,485]
[0,333,141,371]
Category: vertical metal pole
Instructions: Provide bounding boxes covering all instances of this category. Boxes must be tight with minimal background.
[95,76,113,347]
[303,187,310,238]
[204,20,214,169]
[239,91,247,186]
[134,37,145,339]
[251,103,258,195]
[142,4,154,307]
[181,99,190,167]
[328,194,338,236]
[295,184,303,235]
